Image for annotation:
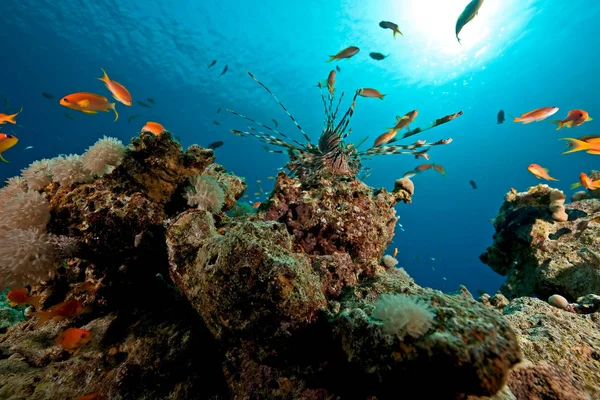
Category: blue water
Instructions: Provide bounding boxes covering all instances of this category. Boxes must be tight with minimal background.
[1,0,598,295]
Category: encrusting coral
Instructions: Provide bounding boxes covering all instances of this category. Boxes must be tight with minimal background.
[0,132,595,399]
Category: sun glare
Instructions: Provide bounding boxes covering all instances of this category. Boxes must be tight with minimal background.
[380,0,519,85]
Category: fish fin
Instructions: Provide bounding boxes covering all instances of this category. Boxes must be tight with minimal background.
[28,296,42,309]
[521,120,534,124]
[571,182,582,190]
[585,138,600,144]
[379,94,386,100]
[81,110,97,114]
[560,138,590,154]
[97,68,110,83]
[593,181,600,189]
[8,301,16,307]
[564,120,574,128]
[77,99,90,108]
[587,150,600,155]
[552,120,564,130]
[326,56,336,62]
[393,28,403,38]
[111,103,118,121]
[549,177,559,181]
[0,154,9,163]
[587,117,593,121]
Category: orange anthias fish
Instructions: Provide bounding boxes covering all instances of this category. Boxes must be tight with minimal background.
[32,299,88,325]
[388,110,418,131]
[373,130,397,147]
[141,121,167,135]
[97,68,132,106]
[357,88,385,100]
[560,137,600,155]
[553,109,592,130]
[379,21,403,38]
[327,46,360,62]
[527,164,558,181]
[571,172,600,190]
[326,70,336,94]
[6,288,41,308]
[0,107,22,124]
[432,163,446,175]
[252,201,261,209]
[415,163,433,172]
[74,394,100,400]
[393,248,398,258]
[55,327,92,354]
[60,93,118,121]
[0,133,18,163]
[513,107,559,124]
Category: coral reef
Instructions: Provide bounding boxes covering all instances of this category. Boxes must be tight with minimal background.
[480,183,600,299]
[2,131,598,399]
[481,296,600,398]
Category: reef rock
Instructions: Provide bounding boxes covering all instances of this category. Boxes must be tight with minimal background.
[1,131,525,400]
[480,184,600,299]
[482,296,600,399]
[262,173,411,277]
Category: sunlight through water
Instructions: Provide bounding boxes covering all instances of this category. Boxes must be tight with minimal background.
[382,0,536,85]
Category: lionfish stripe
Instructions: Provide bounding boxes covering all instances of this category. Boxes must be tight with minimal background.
[247,71,313,144]
[226,108,306,148]
[229,129,298,150]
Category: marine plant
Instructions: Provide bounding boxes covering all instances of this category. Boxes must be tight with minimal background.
[227,71,461,182]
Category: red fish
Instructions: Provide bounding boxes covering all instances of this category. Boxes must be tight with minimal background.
[73,394,101,400]
[0,133,18,163]
[141,121,167,136]
[571,172,600,190]
[373,130,397,147]
[32,299,88,325]
[357,88,385,100]
[55,328,92,354]
[6,288,41,308]
[527,164,558,181]
[327,46,360,62]
[60,93,118,121]
[97,68,132,106]
[553,109,592,130]
[513,107,559,124]
[388,110,418,131]
[0,107,22,125]
[561,137,600,155]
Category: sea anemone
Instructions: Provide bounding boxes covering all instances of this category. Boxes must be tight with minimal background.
[50,154,92,186]
[82,136,126,175]
[185,175,225,213]
[372,293,435,340]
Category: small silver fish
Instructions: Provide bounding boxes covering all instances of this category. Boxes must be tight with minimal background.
[23,146,33,150]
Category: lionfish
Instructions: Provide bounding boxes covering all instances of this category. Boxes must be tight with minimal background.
[227,71,461,182]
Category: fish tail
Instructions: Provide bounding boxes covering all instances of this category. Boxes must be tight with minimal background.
[571,182,582,190]
[326,56,336,62]
[457,36,462,45]
[0,154,9,163]
[560,138,590,154]
[379,94,386,100]
[110,102,118,122]
[97,68,109,83]
[553,120,564,130]
[593,180,600,189]
[6,108,21,124]
[32,310,51,326]
[394,28,403,38]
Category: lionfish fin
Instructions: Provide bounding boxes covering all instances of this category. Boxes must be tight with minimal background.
[246,71,313,144]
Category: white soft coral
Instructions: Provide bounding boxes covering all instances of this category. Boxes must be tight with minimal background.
[82,136,125,176]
